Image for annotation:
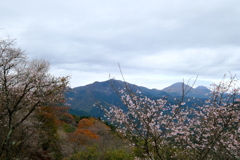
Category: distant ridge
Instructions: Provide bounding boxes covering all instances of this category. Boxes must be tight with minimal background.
[162,82,210,98]
[66,79,210,117]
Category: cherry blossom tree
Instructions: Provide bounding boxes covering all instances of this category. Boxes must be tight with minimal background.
[102,75,240,160]
[0,38,69,159]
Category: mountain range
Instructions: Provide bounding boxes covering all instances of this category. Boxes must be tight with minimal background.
[66,79,211,117]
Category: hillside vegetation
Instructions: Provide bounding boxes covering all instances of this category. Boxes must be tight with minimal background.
[35,107,135,160]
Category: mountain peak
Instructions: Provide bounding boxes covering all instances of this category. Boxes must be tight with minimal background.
[67,79,211,118]
[162,82,192,93]
[161,82,210,98]
[195,86,208,90]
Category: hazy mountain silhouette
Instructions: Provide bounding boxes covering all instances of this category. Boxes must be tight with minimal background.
[162,82,210,98]
[67,79,210,117]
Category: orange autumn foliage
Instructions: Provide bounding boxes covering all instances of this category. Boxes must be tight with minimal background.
[61,112,75,124]
[78,118,94,129]
[37,106,72,128]
[69,129,99,145]
[64,113,74,120]
[38,106,57,125]
[89,117,98,122]
[52,106,70,116]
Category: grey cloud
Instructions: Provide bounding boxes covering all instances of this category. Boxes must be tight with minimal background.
[1,0,240,88]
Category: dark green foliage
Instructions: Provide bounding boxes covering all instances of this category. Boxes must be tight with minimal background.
[72,114,91,124]
[68,108,90,117]
[63,123,76,133]
[103,121,116,131]
[103,149,135,160]
[69,145,135,160]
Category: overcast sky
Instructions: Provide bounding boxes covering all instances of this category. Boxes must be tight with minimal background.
[1,0,240,89]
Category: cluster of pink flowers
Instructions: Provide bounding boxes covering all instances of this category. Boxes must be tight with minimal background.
[102,76,240,159]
